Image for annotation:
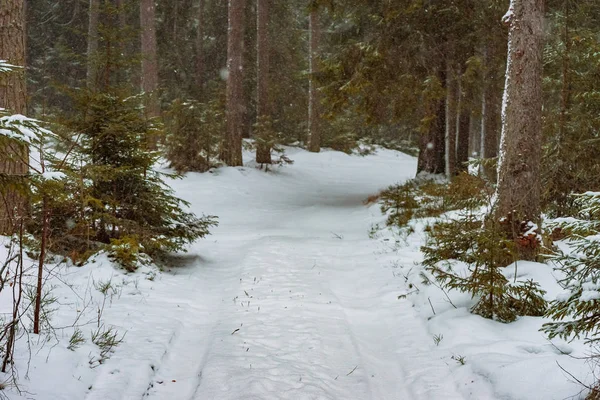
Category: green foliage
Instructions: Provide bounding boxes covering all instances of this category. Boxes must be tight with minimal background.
[165,97,225,173]
[422,214,547,323]
[42,89,217,269]
[379,173,489,229]
[68,328,86,351]
[108,237,142,272]
[542,192,600,343]
[542,3,600,217]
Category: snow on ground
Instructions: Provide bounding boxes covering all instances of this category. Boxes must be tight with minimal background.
[1,146,593,399]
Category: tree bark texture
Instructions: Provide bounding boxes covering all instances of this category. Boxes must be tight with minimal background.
[307,7,320,153]
[140,0,160,118]
[491,0,544,260]
[445,61,458,178]
[223,0,246,166]
[0,0,28,235]
[455,72,471,173]
[195,0,205,96]
[480,44,501,182]
[255,0,272,164]
[417,96,446,175]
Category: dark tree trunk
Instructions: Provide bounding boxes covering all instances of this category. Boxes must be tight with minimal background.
[490,0,545,261]
[195,0,205,97]
[456,78,470,173]
[480,44,501,182]
[307,6,321,153]
[0,0,28,235]
[256,0,272,165]
[87,0,100,90]
[223,0,246,166]
[445,60,458,178]
[140,0,160,118]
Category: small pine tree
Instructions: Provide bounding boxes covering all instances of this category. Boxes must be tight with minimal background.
[543,192,600,342]
[165,97,225,173]
[52,89,217,268]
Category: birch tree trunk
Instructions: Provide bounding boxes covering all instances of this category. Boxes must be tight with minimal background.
[223,0,246,166]
[0,0,28,235]
[491,0,545,261]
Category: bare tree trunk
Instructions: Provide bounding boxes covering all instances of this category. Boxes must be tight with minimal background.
[417,91,446,175]
[195,0,205,96]
[456,76,470,173]
[445,60,458,178]
[0,0,28,235]
[480,44,501,182]
[223,0,246,166]
[307,6,321,153]
[491,0,545,261]
[140,0,160,118]
[87,0,100,90]
[256,0,272,165]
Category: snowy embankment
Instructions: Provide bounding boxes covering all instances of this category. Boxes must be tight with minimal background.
[2,146,591,400]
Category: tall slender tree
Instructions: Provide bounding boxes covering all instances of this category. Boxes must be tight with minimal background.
[140,0,160,118]
[256,0,272,164]
[87,0,100,90]
[491,0,545,260]
[307,4,321,153]
[223,0,246,166]
[0,0,28,235]
[196,0,205,95]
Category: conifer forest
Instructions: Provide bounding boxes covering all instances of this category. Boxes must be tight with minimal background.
[2,0,600,398]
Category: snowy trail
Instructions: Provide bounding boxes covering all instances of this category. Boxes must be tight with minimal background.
[17,147,491,400]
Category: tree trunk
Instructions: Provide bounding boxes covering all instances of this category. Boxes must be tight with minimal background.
[255,0,272,165]
[0,0,28,235]
[87,0,100,90]
[417,96,446,175]
[195,0,205,97]
[445,61,458,178]
[456,77,470,173]
[490,0,544,261]
[307,7,321,153]
[140,0,160,118]
[480,44,501,182]
[223,0,246,166]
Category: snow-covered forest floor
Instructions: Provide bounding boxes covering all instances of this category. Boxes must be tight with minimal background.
[1,147,593,399]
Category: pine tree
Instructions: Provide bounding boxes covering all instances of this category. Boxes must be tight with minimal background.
[0,0,28,235]
[490,0,545,261]
[141,0,160,119]
[307,3,321,153]
[223,0,246,166]
[255,0,272,165]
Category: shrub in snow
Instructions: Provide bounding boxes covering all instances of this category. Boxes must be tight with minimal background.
[422,213,547,323]
[165,97,224,173]
[542,192,600,342]
[50,90,218,269]
[379,173,488,229]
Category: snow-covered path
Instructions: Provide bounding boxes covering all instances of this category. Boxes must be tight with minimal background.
[8,146,593,400]
[70,147,472,400]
